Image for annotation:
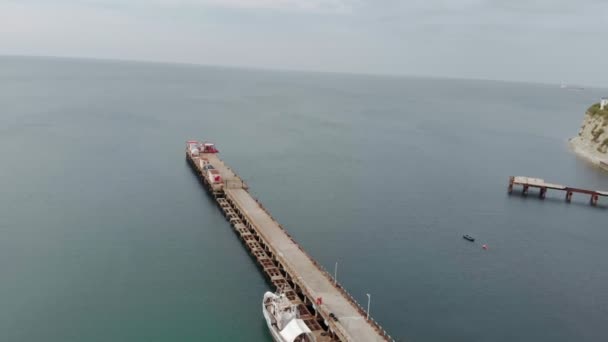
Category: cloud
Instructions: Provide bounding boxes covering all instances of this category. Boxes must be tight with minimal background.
[191,0,358,13]
[33,0,361,14]
[1,0,608,87]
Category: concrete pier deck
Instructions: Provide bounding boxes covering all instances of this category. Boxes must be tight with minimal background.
[186,142,393,342]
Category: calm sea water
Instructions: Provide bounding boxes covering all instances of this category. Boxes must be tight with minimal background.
[1,56,607,342]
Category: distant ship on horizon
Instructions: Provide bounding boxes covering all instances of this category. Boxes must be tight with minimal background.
[560,82,585,90]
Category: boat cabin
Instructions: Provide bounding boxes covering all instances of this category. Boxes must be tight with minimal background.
[263,291,316,342]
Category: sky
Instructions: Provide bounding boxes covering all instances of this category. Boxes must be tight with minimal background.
[1,0,607,87]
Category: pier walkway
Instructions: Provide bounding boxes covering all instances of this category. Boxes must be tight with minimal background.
[186,141,393,342]
[508,176,608,206]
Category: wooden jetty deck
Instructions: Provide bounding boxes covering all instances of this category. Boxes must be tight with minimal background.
[508,176,608,206]
[186,141,393,342]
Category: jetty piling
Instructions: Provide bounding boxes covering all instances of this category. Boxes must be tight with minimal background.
[508,176,608,206]
[186,141,392,342]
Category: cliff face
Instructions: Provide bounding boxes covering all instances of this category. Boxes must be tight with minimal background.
[570,103,608,166]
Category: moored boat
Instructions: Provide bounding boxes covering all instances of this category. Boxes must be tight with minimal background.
[463,234,475,242]
[263,291,316,342]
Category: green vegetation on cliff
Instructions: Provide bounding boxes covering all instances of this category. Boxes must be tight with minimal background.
[588,103,608,118]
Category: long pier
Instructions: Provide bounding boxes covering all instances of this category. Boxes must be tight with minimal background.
[186,141,393,342]
[508,176,608,206]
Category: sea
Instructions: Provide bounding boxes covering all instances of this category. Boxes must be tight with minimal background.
[1,56,607,342]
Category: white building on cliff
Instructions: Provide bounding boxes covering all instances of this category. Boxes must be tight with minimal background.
[601,97,608,110]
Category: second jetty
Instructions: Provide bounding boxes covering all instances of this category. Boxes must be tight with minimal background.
[508,176,608,206]
[186,140,393,342]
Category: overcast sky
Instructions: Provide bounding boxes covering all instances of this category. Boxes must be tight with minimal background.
[1,0,607,87]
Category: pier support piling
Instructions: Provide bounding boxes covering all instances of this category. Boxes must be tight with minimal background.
[566,191,573,203]
[539,187,547,199]
[590,194,599,206]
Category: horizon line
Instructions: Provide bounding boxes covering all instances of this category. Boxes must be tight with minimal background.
[1,53,606,90]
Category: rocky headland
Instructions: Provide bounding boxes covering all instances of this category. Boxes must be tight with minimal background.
[570,100,608,169]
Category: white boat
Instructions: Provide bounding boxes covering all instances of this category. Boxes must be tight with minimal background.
[560,82,585,91]
[262,291,316,342]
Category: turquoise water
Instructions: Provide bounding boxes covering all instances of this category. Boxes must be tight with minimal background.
[1,56,607,341]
